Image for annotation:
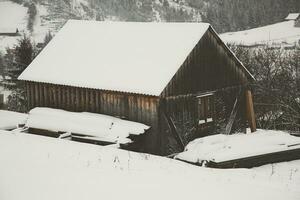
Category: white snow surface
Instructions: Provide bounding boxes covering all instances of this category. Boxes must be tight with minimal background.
[0,1,28,52]
[0,110,28,130]
[221,20,300,47]
[0,130,299,200]
[176,129,300,163]
[26,107,150,143]
[285,13,300,20]
[18,20,210,96]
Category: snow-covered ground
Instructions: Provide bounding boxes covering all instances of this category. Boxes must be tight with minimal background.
[176,129,300,163]
[0,110,28,130]
[0,0,65,52]
[0,130,299,200]
[221,20,300,47]
[0,0,28,52]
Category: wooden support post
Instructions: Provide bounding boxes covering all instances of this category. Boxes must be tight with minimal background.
[0,94,4,109]
[224,94,240,135]
[245,89,256,132]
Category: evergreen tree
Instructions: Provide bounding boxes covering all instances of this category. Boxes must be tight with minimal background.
[0,53,5,79]
[2,35,36,112]
[43,31,53,46]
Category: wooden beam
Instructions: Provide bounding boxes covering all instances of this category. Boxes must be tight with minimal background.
[245,89,256,132]
[163,112,185,151]
[207,146,300,169]
[224,91,241,135]
[0,94,3,109]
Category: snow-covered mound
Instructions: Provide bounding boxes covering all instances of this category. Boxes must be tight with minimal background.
[0,110,28,130]
[26,107,150,143]
[175,129,300,164]
[0,130,299,200]
[221,20,300,47]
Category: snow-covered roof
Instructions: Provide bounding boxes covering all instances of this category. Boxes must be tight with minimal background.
[19,20,211,96]
[0,28,18,33]
[285,13,300,20]
[0,110,28,130]
[26,107,150,144]
[175,129,300,164]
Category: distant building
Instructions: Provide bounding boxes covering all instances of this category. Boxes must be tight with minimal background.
[285,13,300,27]
[0,28,20,36]
[19,20,256,155]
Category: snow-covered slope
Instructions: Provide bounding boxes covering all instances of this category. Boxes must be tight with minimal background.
[0,130,299,200]
[0,1,28,52]
[0,0,203,53]
[221,20,300,47]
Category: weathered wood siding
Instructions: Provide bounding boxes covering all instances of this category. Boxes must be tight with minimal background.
[159,27,252,155]
[26,81,160,154]
[161,27,250,97]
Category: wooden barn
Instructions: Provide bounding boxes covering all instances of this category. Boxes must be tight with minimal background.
[0,28,19,36]
[19,20,256,155]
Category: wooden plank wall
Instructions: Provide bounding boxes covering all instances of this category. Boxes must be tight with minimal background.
[26,81,160,154]
[161,28,249,97]
[158,28,253,154]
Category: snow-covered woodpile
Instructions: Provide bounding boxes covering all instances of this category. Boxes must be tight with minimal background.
[175,129,300,168]
[26,107,150,145]
[0,108,150,148]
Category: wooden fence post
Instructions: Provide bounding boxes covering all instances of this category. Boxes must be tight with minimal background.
[245,89,256,132]
[0,94,3,109]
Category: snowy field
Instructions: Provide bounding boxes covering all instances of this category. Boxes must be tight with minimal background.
[0,0,60,52]
[221,20,300,47]
[0,130,299,200]
[0,0,28,52]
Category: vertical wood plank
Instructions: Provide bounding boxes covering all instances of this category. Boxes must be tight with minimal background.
[245,90,256,132]
[26,82,31,110]
[75,87,80,111]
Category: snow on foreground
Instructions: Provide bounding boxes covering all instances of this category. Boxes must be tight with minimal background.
[0,131,299,200]
[0,110,28,130]
[220,20,300,47]
[176,129,300,164]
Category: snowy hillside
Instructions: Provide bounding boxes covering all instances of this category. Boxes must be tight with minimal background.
[0,0,203,53]
[221,20,300,47]
[0,1,27,51]
[0,130,299,200]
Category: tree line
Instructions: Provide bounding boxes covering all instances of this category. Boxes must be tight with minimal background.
[230,45,300,132]
[0,32,52,112]
[200,0,300,32]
